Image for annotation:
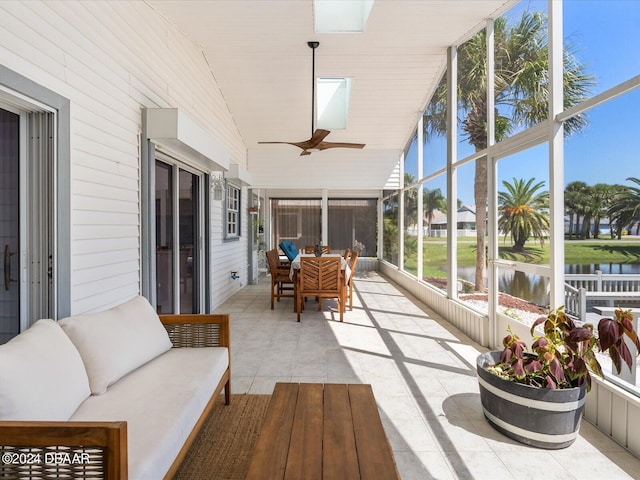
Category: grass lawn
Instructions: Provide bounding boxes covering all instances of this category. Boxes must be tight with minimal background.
[419,237,640,270]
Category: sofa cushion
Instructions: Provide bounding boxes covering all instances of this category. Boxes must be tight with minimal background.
[59,296,173,395]
[70,347,229,480]
[0,319,91,420]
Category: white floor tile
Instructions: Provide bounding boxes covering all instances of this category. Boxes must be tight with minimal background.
[221,271,640,479]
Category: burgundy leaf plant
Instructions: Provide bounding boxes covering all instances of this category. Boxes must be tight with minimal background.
[487,307,640,391]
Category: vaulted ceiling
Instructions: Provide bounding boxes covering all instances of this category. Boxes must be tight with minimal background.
[147,0,514,190]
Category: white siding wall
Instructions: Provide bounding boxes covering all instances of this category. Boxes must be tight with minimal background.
[210,185,249,308]
[0,1,246,314]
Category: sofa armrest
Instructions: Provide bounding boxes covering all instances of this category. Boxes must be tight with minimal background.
[156,314,232,477]
[158,314,230,350]
[0,421,127,480]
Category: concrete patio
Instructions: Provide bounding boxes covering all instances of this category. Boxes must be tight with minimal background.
[216,270,640,479]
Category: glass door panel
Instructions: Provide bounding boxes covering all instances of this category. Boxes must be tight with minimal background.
[155,161,202,314]
[0,108,20,343]
[155,161,174,314]
[179,169,199,314]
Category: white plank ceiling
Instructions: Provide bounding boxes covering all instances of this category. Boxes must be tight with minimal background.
[147,0,514,190]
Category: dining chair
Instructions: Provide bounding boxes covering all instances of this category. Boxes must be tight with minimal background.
[346,251,359,310]
[304,245,331,254]
[266,248,295,309]
[297,256,345,322]
[343,248,351,260]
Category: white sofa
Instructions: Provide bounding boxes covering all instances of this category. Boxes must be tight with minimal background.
[0,296,231,480]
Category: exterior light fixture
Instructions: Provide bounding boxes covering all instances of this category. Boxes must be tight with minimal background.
[211,173,225,201]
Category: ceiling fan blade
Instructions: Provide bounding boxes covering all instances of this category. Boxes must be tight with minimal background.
[308,129,331,147]
[317,141,366,150]
[258,129,331,152]
[258,140,313,150]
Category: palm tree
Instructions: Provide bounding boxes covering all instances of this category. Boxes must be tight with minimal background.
[498,178,550,251]
[423,188,446,237]
[589,183,616,239]
[424,11,593,291]
[565,181,588,239]
[403,173,419,229]
[609,177,640,238]
[383,193,400,263]
[576,185,596,240]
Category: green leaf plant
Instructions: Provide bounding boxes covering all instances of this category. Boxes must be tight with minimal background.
[487,307,640,391]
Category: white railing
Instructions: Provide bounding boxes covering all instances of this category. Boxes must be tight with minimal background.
[566,270,640,292]
[565,270,640,321]
[564,283,585,319]
[405,227,477,238]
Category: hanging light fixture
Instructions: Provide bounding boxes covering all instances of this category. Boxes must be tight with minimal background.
[211,173,225,201]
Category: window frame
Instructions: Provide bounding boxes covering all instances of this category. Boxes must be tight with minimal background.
[225,181,241,240]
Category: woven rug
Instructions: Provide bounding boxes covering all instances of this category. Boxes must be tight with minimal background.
[174,394,272,480]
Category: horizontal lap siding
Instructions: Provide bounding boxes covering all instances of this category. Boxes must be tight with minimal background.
[1,1,245,314]
[210,187,249,308]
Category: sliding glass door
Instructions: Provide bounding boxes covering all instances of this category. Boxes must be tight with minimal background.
[155,159,202,314]
[0,108,20,343]
[0,105,55,342]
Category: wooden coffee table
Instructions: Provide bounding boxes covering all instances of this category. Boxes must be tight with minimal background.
[246,383,400,480]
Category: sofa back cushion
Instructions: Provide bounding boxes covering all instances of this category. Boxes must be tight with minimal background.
[0,319,91,420]
[59,296,173,395]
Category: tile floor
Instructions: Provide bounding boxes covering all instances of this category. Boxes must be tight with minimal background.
[215,270,640,479]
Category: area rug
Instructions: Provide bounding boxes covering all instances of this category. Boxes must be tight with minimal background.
[174,394,272,480]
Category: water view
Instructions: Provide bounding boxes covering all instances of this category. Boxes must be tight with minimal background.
[451,263,640,306]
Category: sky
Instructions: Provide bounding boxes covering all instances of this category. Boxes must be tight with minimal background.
[405,0,640,206]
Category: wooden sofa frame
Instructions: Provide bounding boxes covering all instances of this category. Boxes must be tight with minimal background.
[0,313,231,480]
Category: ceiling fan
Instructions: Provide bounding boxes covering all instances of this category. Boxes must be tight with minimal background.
[259,41,365,156]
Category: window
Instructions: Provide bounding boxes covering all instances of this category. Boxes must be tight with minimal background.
[226,183,241,238]
[317,78,351,130]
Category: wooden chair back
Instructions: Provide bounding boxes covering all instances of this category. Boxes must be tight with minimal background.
[266,248,281,272]
[348,251,359,278]
[304,245,331,254]
[297,256,345,321]
[346,252,359,311]
[299,257,342,295]
[343,248,351,260]
[266,248,294,309]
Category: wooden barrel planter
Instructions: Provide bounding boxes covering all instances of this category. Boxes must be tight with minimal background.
[476,351,587,449]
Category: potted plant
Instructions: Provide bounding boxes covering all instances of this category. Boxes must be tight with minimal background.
[477,306,639,449]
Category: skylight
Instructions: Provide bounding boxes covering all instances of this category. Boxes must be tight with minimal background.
[317,78,351,130]
[314,0,374,33]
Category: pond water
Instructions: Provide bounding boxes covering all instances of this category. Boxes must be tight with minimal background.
[451,263,640,306]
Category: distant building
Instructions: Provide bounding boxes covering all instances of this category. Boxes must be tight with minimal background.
[409,205,478,237]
